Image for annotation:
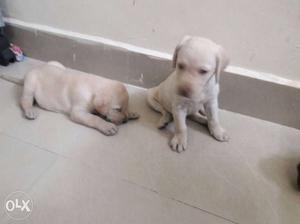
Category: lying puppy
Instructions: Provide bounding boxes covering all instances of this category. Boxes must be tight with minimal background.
[147,36,229,152]
[20,61,139,135]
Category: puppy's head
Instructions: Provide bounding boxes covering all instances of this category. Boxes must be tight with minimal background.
[172,36,229,98]
[96,84,139,125]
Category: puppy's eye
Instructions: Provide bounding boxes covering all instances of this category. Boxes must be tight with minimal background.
[198,69,208,75]
[114,108,122,112]
[178,63,185,70]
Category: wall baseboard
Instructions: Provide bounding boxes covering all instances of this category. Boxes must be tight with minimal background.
[4,18,300,129]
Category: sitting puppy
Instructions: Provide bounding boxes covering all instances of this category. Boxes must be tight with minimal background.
[147,36,229,152]
[20,61,139,135]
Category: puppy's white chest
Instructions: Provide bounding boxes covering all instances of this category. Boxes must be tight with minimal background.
[175,96,204,115]
[188,101,204,114]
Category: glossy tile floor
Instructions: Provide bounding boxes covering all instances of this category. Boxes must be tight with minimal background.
[0,58,300,224]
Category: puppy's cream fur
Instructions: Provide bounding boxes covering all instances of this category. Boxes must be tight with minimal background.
[21,61,139,136]
[147,36,229,152]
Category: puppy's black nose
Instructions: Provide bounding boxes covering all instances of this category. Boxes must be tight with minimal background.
[122,119,128,124]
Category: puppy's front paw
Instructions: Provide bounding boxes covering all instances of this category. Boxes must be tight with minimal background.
[169,134,187,153]
[24,108,38,120]
[99,122,118,136]
[210,126,229,142]
[128,112,140,120]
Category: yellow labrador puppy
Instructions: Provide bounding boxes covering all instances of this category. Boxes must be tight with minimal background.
[20,61,139,135]
[147,36,229,152]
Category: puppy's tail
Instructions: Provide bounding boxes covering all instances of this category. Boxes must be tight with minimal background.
[0,74,24,85]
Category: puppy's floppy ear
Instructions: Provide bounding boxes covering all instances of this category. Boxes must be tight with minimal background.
[93,94,110,114]
[172,36,191,68]
[215,45,229,83]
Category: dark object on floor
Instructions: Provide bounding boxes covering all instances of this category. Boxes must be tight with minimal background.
[0,34,15,66]
[298,163,300,189]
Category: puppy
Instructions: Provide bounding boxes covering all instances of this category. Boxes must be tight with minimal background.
[20,61,139,135]
[147,36,229,152]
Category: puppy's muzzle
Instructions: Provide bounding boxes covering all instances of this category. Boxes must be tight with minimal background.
[177,85,192,98]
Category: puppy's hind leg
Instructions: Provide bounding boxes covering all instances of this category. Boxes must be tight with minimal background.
[157,111,172,129]
[147,87,172,129]
[70,108,118,136]
[20,84,38,120]
[188,112,207,125]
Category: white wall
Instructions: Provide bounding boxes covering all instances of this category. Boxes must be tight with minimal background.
[1,0,300,80]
